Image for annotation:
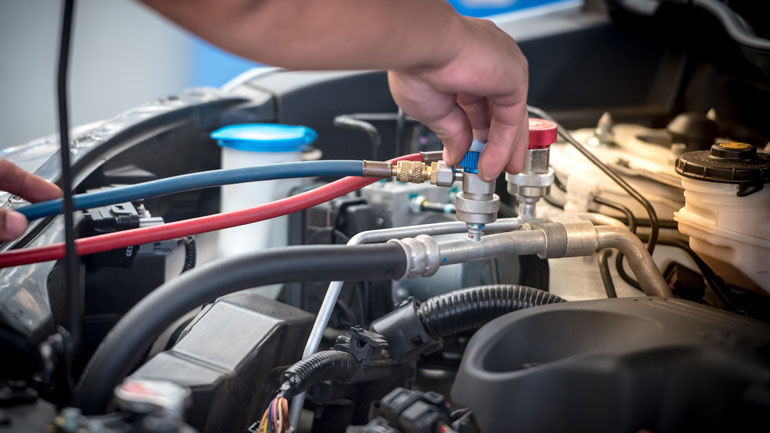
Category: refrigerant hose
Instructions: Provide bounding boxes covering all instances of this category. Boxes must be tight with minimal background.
[17,160,366,221]
[75,243,407,414]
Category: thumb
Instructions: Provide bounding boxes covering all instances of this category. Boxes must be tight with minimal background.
[0,209,28,241]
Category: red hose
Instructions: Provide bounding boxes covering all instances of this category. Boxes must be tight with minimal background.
[0,154,422,268]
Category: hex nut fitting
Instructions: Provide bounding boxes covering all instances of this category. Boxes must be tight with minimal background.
[429,161,456,187]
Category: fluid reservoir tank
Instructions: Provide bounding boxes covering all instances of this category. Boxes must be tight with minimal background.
[211,123,318,296]
[674,142,770,294]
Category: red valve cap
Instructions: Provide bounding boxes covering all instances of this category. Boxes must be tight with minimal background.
[528,118,558,149]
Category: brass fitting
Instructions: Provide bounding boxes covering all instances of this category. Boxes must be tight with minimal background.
[392,160,431,183]
[363,159,458,187]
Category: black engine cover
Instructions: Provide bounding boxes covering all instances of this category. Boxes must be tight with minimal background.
[452,297,770,433]
[130,292,313,433]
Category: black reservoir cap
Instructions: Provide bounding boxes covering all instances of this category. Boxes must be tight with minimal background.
[675,142,770,196]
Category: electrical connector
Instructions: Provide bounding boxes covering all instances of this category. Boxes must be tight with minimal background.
[378,388,452,433]
[333,326,393,384]
[369,298,440,363]
[84,187,175,268]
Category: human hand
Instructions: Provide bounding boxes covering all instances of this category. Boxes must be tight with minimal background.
[388,17,529,181]
[0,160,63,241]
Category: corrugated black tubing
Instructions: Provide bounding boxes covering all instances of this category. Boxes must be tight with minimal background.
[417,285,565,339]
[75,243,406,414]
[181,236,196,274]
[278,350,359,399]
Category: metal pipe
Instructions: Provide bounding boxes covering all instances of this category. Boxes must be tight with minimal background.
[437,230,547,266]
[289,217,522,425]
[392,220,670,298]
[595,225,672,298]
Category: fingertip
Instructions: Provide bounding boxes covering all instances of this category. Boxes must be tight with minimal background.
[35,176,63,200]
[50,184,64,199]
[1,210,28,241]
[477,157,506,182]
[504,153,524,174]
[442,147,454,164]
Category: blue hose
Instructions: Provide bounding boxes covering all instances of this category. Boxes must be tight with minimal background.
[17,160,364,221]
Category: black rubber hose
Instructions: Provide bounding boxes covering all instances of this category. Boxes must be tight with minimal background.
[597,249,618,298]
[75,243,406,414]
[334,115,381,160]
[591,196,643,290]
[278,350,358,399]
[180,236,196,274]
[592,196,637,234]
[416,285,564,339]
[616,253,644,290]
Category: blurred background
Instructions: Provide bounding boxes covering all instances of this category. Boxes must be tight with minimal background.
[0,0,567,149]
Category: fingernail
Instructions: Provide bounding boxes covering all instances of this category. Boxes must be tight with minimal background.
[479,173,495,182]
[4,211,28,238]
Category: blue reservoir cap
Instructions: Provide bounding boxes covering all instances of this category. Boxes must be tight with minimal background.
[211,123,317,152]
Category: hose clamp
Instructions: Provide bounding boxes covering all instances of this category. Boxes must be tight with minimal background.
[388,235,441,280]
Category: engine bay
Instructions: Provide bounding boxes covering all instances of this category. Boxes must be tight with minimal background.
[1,2,769,432]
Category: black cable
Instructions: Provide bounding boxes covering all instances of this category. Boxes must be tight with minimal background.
[75,243,407,414]
[592,196,637,234]
[180,236,196,274]
[277,350,358,399]
[527,105,659,255]
[597,249,618,298]
[333,115,381,160]
[416,285,564,339]
[616,253,644,291]
[57,0,81,352]
[604,217,679,230]
[591,195,644,290]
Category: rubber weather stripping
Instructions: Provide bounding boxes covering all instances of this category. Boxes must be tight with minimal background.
[0,154,421,268]
[17,160,366,221]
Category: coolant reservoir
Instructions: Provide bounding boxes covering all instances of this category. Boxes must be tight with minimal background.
[211,124,317,297]
[674,142,770,294]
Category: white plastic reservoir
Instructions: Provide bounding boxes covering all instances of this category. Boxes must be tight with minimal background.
[674,142,770,295]
[211,123,317,296]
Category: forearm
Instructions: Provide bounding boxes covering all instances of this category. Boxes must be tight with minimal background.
[141,0,466,71]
